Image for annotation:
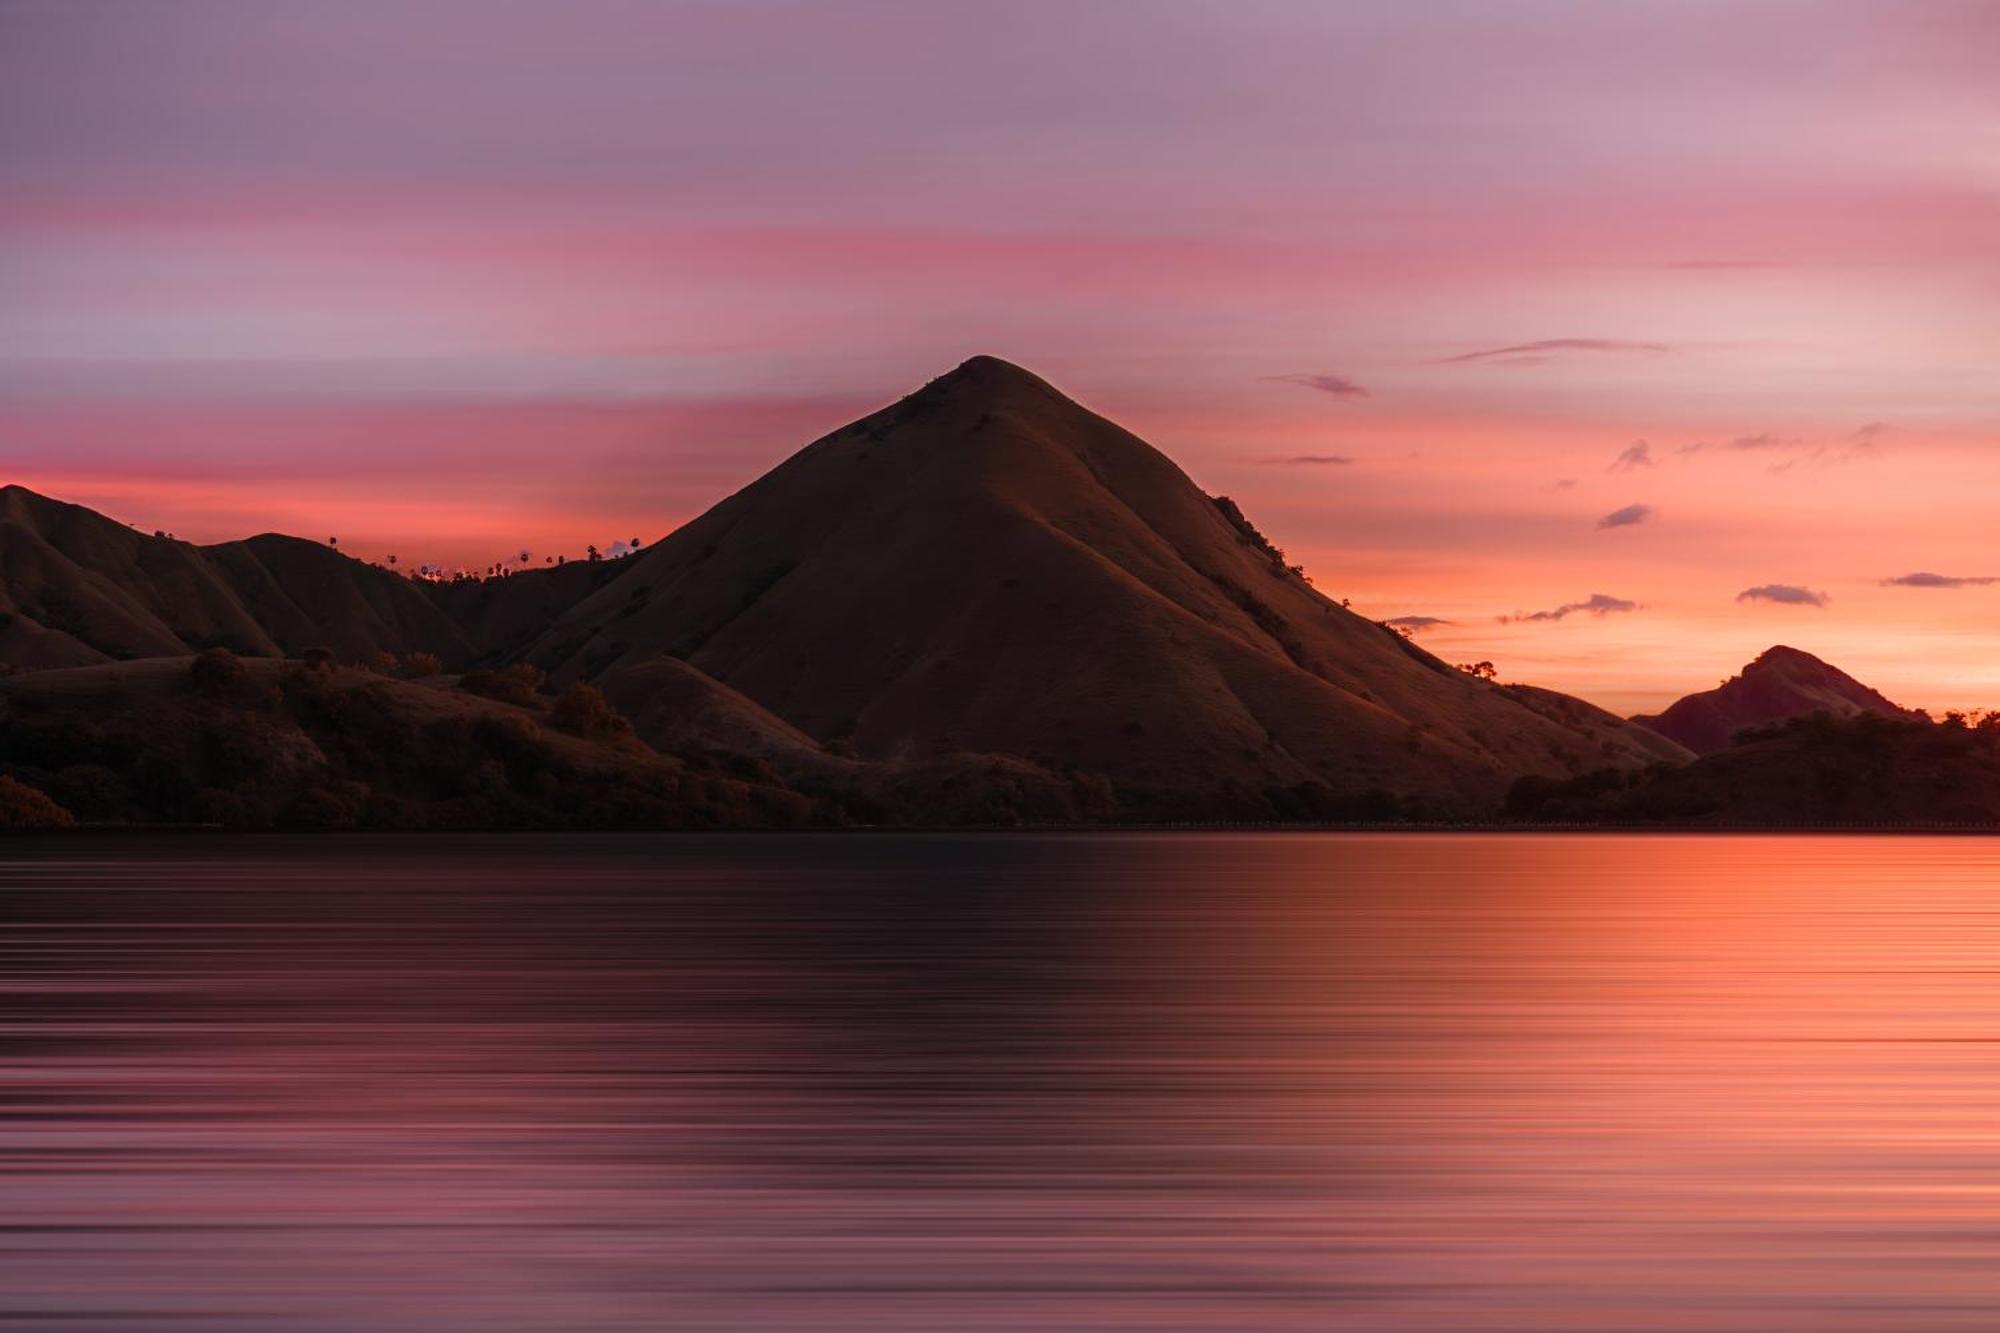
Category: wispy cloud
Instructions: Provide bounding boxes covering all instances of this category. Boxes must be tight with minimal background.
[1609,440,1654,472]
[1503,593,1638,623]
[1883,572,1999,589]
[1550,478,1578,491]
[1384,615,1452,632]
[1661,260,1787,271]
[1263,373,1368,399]
[1737,584,1828,607]
[1435,338,1671,366]
[1255,453,1354,466]
[1597,502,1654,529]
[1677,428,1881,473]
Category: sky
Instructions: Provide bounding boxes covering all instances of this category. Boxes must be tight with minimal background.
[2,0,1996,713]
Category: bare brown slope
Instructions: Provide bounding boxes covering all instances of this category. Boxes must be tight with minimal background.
[527,357,1686,814]
[1633,645,1905,755]
[0,485,472,668]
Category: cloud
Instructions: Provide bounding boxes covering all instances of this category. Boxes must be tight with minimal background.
[1435,338,1671,366]
[1597,502,1654,529]
[1737,584,1828,607]
[1676,429,1881,471]
[1550,478,1577,490]
[1609,440,1654,471]
[1503,593,1638,623]
[1256,454,1354,466]
[1264,373,1368,399]
[1883,572,1999,589]
[1384,615,1451,632]
[1661,260,1788,271]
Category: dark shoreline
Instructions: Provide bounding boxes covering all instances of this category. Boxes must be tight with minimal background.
[10,822,2000,839]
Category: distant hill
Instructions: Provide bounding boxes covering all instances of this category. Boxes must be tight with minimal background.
[523,355,1687,817]
[0,485,474,668]
[1508,710,2000,826]
[1633,645,1905,755]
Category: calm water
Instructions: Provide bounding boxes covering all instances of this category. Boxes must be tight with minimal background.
[7,833,2000,1330]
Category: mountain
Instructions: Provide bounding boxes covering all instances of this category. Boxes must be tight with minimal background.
[0,484,474,668]
[521,356,1688,817]
[1632,645,1905,755]
[1507,710,2000,826]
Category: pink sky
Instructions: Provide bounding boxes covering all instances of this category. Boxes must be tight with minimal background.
[3,1,1997,713]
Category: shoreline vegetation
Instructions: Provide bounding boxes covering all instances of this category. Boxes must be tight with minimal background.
[3,649,1995,834]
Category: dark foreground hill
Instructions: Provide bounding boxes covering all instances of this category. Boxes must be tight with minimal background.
[0,655,807,829]
[1633,645,1905,754]
[1508,710,2000,826]
[520,356,1685,816]
[0,485,473,668]
[0,653,1148,829]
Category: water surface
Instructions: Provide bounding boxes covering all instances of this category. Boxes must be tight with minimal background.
[7,833,2000,1330]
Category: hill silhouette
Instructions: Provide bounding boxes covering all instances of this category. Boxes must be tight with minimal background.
[0,485,473,668]
[522,356,1686,816]
[1633,645,1904,754]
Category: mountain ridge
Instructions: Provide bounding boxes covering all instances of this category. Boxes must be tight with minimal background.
[0,483,474,668]
[1633,644,1905,755]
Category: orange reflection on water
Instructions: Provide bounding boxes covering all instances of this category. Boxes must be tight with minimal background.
[8,833,2000,1329]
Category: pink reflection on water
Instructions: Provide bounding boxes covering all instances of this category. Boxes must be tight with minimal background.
[8,834,2000,1328]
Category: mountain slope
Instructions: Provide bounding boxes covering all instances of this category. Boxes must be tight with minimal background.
[1633,645,1904,755]
[525,356,1688,815]
[0,485,474,668]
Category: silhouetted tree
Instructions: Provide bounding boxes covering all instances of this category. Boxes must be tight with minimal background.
[328,536,338,548]
[1456,660,1498,680]
[587,544,601,563]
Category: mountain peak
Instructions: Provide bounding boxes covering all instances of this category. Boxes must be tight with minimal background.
[1750,644,1823,670]
[1635,645,1902,754]
[914,355,1067,408]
